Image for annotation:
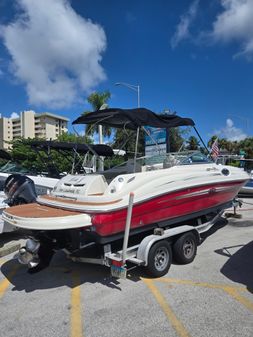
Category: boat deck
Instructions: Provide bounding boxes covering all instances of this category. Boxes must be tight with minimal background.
[5,203,82,218]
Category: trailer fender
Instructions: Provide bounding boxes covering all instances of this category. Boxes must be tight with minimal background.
[136,225,199,266]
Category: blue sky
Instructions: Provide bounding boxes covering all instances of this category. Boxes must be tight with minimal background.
[0,0,252,143]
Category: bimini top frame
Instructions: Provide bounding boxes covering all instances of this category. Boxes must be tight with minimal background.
[72,107,208,172]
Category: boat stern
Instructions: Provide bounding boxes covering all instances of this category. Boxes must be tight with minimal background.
[2,203,92,230]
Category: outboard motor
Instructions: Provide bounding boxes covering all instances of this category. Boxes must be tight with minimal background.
[4,174,54,273]
[4,174,37,206]
[18,236,55,274]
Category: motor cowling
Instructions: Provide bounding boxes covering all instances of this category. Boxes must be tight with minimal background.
[4,174,37,206]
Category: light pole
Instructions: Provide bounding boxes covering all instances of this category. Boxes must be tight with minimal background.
[115,82,140,172]
[115,82,140,108]
[98,103,108,171]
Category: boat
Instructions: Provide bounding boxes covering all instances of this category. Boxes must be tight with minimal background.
[0,142,114,233]
[2,108,249,270]
[0,148,58,195]
[239,170,253,196]
[216,155,253,197]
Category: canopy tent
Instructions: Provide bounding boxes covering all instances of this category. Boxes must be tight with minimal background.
[72,108,195,130]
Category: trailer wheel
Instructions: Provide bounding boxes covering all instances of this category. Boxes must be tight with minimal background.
[173,232,197,264]
[146,240,172,277]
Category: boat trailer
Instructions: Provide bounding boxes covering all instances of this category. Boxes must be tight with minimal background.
[68,192,226,279]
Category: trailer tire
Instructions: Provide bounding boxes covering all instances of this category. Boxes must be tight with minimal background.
[173,232,197,264]
[146,240,172,277]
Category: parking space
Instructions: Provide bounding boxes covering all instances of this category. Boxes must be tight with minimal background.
[0,219,253,337]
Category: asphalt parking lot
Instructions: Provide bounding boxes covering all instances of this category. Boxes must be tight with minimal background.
[0,200,253,337]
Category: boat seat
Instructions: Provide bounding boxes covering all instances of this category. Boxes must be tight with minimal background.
[163,155,178,168]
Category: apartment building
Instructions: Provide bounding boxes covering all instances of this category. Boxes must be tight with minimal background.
[0,116,12,149]
[0,110,69,149]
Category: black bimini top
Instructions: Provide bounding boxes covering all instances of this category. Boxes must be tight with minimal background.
[29,141,114,157]
[72,108,195,130]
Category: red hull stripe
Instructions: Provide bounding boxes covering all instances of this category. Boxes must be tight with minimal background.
[90,181,245,237]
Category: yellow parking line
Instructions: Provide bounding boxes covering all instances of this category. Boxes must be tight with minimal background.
[143,278,191,337]
[157,278,253,313]
[222,287,253,313]
[157,277,246,291]
[71,270,83,337]
[0,265,19,299]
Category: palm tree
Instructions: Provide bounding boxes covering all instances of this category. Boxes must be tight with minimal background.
[168,128,184,152]
[207,135,218,149]
[83,91,112,138]
[186,136,200,150]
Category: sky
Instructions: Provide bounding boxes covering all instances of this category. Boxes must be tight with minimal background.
[0,0,252,143]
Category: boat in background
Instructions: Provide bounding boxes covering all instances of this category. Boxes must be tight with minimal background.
[2,108,249,270]
[0,148,58,195]
[216,155,253,197]
[0,142,114,233]
[239,170,253,196]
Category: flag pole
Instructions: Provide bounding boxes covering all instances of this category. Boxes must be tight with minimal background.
[211,137,219,163]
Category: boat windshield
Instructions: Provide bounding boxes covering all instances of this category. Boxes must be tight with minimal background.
[0,162,36,175]
[102,151,212,180]
[141,151,212,167]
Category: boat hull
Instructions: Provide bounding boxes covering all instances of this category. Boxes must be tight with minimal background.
[91,180,244,237]
[4,179,244,236]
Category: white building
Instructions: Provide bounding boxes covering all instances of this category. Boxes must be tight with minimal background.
[0,110,69,149]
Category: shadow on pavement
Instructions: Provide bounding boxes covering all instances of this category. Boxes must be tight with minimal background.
[200,217,228,244]
[215,241,253,293]
[0,230,24,248]
[1,251,142,293]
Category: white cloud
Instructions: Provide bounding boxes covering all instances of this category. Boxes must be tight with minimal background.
[215,118,247,141]
[170,0,199,49]
[10,112,19,119]
[0,0,107,108]
[209,0,253,59]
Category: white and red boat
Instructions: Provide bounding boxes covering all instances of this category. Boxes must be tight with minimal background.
[2,108,249,270]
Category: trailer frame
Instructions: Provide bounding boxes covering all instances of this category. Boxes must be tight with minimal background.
[68,192,226,278]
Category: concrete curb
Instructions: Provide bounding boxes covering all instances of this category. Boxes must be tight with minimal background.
[0,231,26,258]
[0,241,21,258]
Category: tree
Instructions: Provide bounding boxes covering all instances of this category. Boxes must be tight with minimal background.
[186,136,200,150]
[10,138,48,174]
[238,137,253,159]
[83,91,112,138]
[207,135,218,149]
[168,128,185,152]
[113,128,145,160]
[57,132,92,144]
[208,136,240,154]
[9,134,94,175]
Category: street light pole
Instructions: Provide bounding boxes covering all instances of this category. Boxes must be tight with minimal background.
[137,85,140,108]
[115,82,140,172]
[97,103,108,171]
[115,82,140,108]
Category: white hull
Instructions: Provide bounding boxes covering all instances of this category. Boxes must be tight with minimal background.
[0,192,14,233]
[2,162,249,231]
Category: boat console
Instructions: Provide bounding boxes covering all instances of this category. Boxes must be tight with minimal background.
[51,174,108,198]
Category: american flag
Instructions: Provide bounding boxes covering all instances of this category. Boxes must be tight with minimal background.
[211,138,219,159]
